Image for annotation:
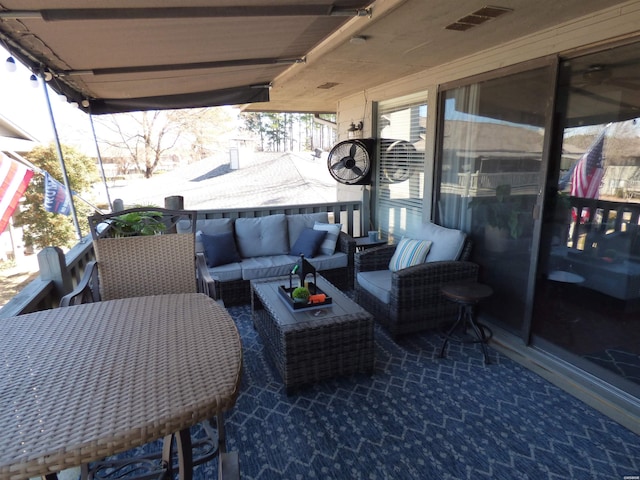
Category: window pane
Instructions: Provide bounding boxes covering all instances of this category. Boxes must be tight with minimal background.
[436,66,553,334]
[375,97,427,240]
[534,41,640,391]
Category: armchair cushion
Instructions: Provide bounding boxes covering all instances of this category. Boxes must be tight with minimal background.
[414,223,466,262]
[357,270,392,304]
[290,228,327,258]
[313,221,342,255]
[200,231,242,267]
[388,237,432,272]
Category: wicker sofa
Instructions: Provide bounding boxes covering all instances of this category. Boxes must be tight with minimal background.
[354,223,479,338]
[183,212,356,305]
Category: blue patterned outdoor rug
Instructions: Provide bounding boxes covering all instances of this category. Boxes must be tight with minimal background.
[105,304,640,479]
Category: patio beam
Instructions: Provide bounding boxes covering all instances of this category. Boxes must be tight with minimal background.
[61,57,306,77]
[0,6,372,21]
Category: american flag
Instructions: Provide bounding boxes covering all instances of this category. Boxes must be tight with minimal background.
[0,154,33,233]
[570,129,606,199]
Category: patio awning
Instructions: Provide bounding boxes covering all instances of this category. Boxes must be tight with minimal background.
[0,1,635,120]
[0,2,371,114]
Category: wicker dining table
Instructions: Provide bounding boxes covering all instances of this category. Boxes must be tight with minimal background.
[0,293,242,480]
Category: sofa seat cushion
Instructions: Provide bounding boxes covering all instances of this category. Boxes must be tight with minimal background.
[206,262,243,282]
[357,270,392,304]
[240,255,297,280]
[413,223,466,262]
[235,214,289,258]
[287,212,329,247]
[302,251,349,272]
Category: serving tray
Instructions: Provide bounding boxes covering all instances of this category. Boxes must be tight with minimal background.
[278,283,333,310]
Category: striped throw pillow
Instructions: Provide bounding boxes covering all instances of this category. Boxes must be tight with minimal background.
[313,222,342,256]
[388,237,432,272]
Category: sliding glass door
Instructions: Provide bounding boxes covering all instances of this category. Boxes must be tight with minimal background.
[533,42,640,394]
[435,61,555,335]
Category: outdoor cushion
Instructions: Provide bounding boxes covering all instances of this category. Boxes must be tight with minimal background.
[413,223,466,262]
[240,255,296,280]
[388,237,432,272]
[235,214,289,258]
[196,217,234,235]
[357,270,392,304]
[206,261,243,282]
[290,228,326,258]
[287,212,329,247]
[179,218,234,253]
[313,221,342,256]
[302,251,349,272]
[200,231,241,267]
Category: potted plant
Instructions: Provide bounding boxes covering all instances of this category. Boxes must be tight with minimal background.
[292,286,310,303]
[107,210,167,237]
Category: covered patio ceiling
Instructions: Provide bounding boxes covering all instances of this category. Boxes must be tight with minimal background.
[0,1,634,115]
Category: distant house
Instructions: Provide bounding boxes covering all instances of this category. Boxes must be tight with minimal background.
[0,113,37,154]
[0,114,38,261]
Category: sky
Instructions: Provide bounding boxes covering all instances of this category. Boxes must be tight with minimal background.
[0,45,105,156]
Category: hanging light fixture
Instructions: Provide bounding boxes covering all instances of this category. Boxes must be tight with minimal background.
[5,56,16,72]
[29,73,39,88]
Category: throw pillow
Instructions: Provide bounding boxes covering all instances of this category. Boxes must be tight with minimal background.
[290,228,327,258]
[388,237,432,272]
[200,231,241,268]
[313,222,342,256]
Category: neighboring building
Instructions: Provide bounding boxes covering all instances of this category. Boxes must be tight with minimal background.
[0,114,37,261]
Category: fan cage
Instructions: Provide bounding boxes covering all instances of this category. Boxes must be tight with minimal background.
[327,139,374,185]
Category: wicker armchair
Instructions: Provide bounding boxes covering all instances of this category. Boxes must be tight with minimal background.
[354,235,479,339]
[61,207,210,306]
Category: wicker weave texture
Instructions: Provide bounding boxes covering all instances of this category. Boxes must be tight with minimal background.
[213,231,356,306]
[354,240,479,338]
[251,277,374,393]
[0,293,242,480]
[95,234,197,300]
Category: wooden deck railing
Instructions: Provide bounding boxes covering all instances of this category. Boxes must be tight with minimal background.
[566,197,640,251]
[0,200,363,319]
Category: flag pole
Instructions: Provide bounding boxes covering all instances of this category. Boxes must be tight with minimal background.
[8,152,104,215]
[40,76,83,241]
[88,112,114,211]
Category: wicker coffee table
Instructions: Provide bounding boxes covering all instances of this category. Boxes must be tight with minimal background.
[251,275,374,393]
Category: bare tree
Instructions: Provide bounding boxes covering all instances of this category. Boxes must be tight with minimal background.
[95,107,237,178]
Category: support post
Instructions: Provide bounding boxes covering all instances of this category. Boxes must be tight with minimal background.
[165,196,185,210]
[37,247,73,298]
[113,198,125,212]
[41,78,82,241]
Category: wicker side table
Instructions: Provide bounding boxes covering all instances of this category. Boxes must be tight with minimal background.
[251,275,374,394]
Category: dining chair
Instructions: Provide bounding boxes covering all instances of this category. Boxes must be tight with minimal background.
[61,207,210,305]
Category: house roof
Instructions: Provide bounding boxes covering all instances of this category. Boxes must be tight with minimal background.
[0,1,635,116]
[0,113,37,152]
